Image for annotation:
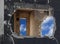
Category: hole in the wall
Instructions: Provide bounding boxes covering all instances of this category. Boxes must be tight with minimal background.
[19,18,27,36]
[44,11,49,15]
[41,16,55,38]
[16,18,19,21]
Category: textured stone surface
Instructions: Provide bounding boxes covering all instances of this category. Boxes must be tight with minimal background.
[0,0,4,35]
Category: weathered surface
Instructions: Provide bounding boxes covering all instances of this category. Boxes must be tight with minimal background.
[0,0,4,35]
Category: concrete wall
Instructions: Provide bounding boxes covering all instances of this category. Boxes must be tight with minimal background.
[30,10,48,37]
[30,12,40,37]
[0,0,4,35]
[30,12,35,36]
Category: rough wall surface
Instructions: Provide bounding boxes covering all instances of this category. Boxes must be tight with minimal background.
[4,0,60,44]
[0,0,4,35]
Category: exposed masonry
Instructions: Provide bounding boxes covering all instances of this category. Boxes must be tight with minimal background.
[4,1,56,39]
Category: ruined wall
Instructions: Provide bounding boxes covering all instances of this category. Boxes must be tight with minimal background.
[30,12,35,36]
[30,12,40,37]
[30,10,49,37]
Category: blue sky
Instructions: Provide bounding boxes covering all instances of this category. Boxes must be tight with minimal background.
[19,16,55,37]
[19,18,26,36]
[41,16,55,37]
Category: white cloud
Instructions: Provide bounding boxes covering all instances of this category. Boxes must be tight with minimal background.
[42,16,54,24]
[20,24,26,31]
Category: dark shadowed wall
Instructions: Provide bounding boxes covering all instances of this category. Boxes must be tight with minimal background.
[4,0,60,44]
